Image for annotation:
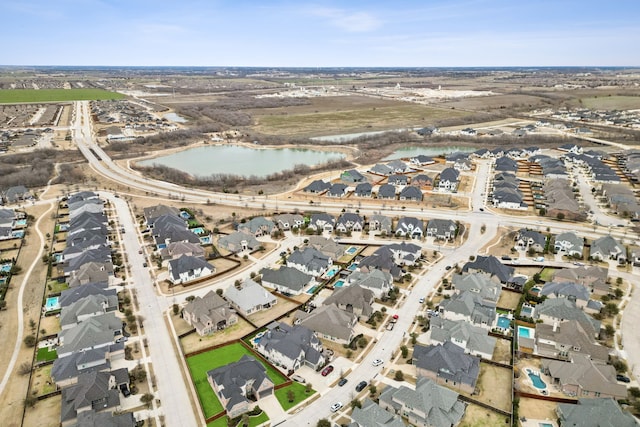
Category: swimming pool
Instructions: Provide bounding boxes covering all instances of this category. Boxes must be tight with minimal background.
[345,246,358,255]
[325,266,340,279]
[45,296,60,311]
[15,219,27,226]
[307,285,319,294]
[180,211,192,220]
[59,223,69,231]
[518,326,534,339]
[497,316,511,330]
[157,243,167,249]
[54,253,63,263]
[347,263,358,271]
[520,303,534,317]
[526,368,547,390]
[191,227,205,235]
[531,286,541,294]
[0,264,11,273]
[538,423,554,427]
[334,280,345,288]
[11,230,24,238]
[200,236,211,244]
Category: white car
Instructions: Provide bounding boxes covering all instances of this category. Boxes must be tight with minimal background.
[419,297,425,303]
[330,402,343,412]
[372,359,383,367]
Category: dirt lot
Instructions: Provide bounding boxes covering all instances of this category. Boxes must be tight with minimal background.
[460,364,513,413]
[22,394,61,427]
[498,291,522,311]
[246,296,301,328]
[492,338,513,365]
[517,397,558,423]
[459,402,510,427]
[178,318,256,354]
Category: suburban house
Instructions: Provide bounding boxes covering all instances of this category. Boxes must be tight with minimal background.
[462,255,515,284]
[304,180,331,194]
[327,183,348,198]
[377,184,397,200]
[426,219,457,240]
[428,317,496,360]
[370,163,394,176]
[294,304,357,344]
[307,213,335,232]
[554,232,585,257]
[542,354,627,400]
[388,174,408,187]
[354,182,373,197]
[274,213,304,230]
[535,320,610,364]
[182,290,238,336]
[287,247,332,277]
[346,269,393,299]
[387,241,422,266]
[557,398,638,427]
[160,241,205,261]
[411,154,436,165]
[335,212,364,233]
[395,217,424,239]
[0,208,16,228]
[590,235,626,263]
[207,355,274,418]
[58,282,114,308]
[539,281,592,309]
[399,186,423,201]
[66,262,113,288]
[224,279,277,316]
[495,156,518,173]
[254,322,324,371]
[351,399,405,427]
[60,370,126,426]
[51,344,123,388]
[168,255,215,285]
[59,294,119,330]
[534,298,601,338]
[3,185,32,204]
[237,216,276,237]
[553,265,609,295]
[438,168,460,192]
[218,231,260,253]
[378,377,466,427]
[412,174,433,188]
[451,273,502,305]
[323,284,374,320]
[368,214,392,234]
[438,291,497,330]
[516,229,547,253]
[57,313,123,358]
[143,204,180,226]
[387,160,410,173]
[341,169,367,183]
[260,266,314,296]
[306,236,345,259]
[413,341,480,394]
[454,158,472,171]
[72,411,135,427]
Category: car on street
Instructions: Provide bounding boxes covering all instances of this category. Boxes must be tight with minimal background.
[138,249,143,254]
[617,374,631,383]
[355,381,368,392]
[321,365,334,376]
[479,208,484,211]
[338,378,348,386]
[393,314,399,320]
[291,374,306,384]
[143,262,148,267]
[419,297,425,303]
[445,265,452,270]
[372,359,383,367]
[330,402,343,413]
[501,255,512,261]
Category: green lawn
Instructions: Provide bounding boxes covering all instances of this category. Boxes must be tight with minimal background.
[207,410,269,427]
[186,342,287,418]
[274,382,316,411]
[539,267,556,282]
[0,88,125,104]
[36,346,57,362]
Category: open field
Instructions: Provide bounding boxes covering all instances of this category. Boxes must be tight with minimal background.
[252,98,469,136]
[580,95,640,110]
[492,338,513,365]
[186,342,287,418]
[23,394,61,427]
[0,89,125,104]
[459,403,509,427]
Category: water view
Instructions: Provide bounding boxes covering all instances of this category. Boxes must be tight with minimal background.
[139,145,345,178]
[382,146,476,160]
[164,112,187,123]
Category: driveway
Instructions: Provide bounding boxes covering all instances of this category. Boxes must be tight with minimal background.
[259,394,287,421]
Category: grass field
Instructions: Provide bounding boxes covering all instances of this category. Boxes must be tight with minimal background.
[36,346,57,362]
[0,88,125,104]
[207,411,269,427]
[459,403,509,427]
[275,382,316,411]
[186,342,287,418]
[580,95,640,110]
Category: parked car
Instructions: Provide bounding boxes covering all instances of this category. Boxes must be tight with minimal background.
[338,378,348,386]
[419,297,425,303]
[501,255,512,261]
[386,322,395,331]
[392,314,399,320]
[617,374,631,383]
[372,359,383,367]
[355,381,368,392]
[291,374,306,384]
[445,265,452,270]
[330,402,343,413]
[321,365,334,376]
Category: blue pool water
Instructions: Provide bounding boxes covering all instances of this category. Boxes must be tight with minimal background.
[531,286,541,294]
[539,424,553,427]
[54,254,63,263]
[521,304,534,317]
[334,280,345,288]
[15,219,27,226]
[180,211,192,219]
[325,267,340,278]
[347,263,358,271]
[191,227,205,235]
[59,223,69,231]
[45,296,60,311]
[526,369,547,390]
[11,230,24,238]
[345,246,358,255]
[0,277,6,285]
[0,264,11,273]
[497,316,511,329]
[157,243,167,249]
[307,285,319,294]
[518,326,533,339]
[200,236,211,244]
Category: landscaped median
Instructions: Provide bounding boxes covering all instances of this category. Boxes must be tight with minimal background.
[186,341,316,425]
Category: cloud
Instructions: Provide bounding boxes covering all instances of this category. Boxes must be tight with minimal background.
[311,7,382,32]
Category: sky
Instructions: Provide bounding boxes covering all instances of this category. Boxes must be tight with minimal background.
[2,0,640,67]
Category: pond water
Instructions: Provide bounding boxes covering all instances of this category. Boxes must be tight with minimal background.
[164,112,187,123]
[138,145,345,178]
[382,146,475,160]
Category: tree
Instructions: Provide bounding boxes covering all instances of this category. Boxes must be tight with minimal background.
[305,382,312,394]
[350,399,362,409]
[140,393,154,408]
[286,389,295,403]
[172,304,179,315]
[241,414,249,427]
[24,396,37,408]
[369,384,377,396]
[317,420,331,427]
[18,362,32,375]
[556,212,565,221]
[394,370,404,381]
[23,335,36,348]
[400,345,409,358]
[216,288,223,296]
[357,336,368,348]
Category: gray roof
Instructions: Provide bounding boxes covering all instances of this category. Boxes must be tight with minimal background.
[67,262,112,288]
[368,214,392,232]
[256,322,322,366]
[328,183,348,197]
[238,216,275,235]
[60,294,118,328]
[208,355,273,412]
[224,279,276,314]
[58,313,122,356]
[439,167,459,182]
[427,219,457,237]
[495,156,518,172]
[591,235,625,258]
[536,320,610,363]
[377,184,396,199]
[72,410,136,427]
[558,398,639,427]
[535,298,601,334]
[347,269,392,291]
[399,186,423,200]
[370,163,394,175]
[323,284,374,318]
[378,377,466,427]
[439,291,496,326]
[350,399,405,427]
[429,317,496,357]
[260,266,313,293]
[51,347,111,384]
[60,370,120,422]
[183,290,234,328]
[354,182,372,196]
[462,255,514,283]
[452,273,502,303]
[288,247,331,272]
[160,241,205,260]
[218,231,260,252]
[554,231,584,251]
[59,282,113,307]
[388,174,408,185]
[413,342,480,389]
[168,255,214,280]
[304,179,331,193]
[295,304,356,341]
[517,229,546,248]
[143,204,180,224]
[336,212,364,229]
[540,281,590,302]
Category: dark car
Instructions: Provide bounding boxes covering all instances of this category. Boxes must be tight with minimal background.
[617,374,631,383]
[338,378,348,386]
[501,255,512,261]
[445,265,452,270]
[355,381,368,392]
[321,365,334,376]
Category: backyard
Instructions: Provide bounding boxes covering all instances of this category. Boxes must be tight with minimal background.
[179,318,256,354]
[459,403,509,427]
[275,382,316,411]
[459,364,513,413]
